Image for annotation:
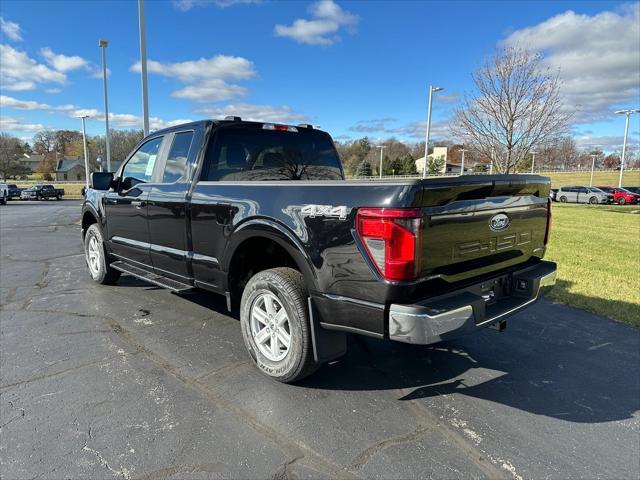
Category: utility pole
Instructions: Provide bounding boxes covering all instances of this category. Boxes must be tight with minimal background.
[614,109,640,187]
[99,39,111,171]
[530,151,537,174]
[590,154,598,187]
[376,145,386,179]
[422,85,444,179]
[138,0,150,136]
[78,115,90,188]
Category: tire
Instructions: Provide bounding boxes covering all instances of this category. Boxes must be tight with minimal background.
[589,196,598,204]
[35,195,40,201]
[56,194,61,201]
[0,194,6,205]
[618,197,626,205]
[240,267,318,383]
[559,196,567,203]
[84,223,121,285]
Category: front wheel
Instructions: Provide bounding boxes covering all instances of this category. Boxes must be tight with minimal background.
[56,194,61,201]
[559,196,567,203]
[240,267,318,383]
[589,196,598,204]
[84,224,121,285]
[618,197,626,205]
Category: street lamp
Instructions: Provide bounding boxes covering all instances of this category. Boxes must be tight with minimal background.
[138,0,150,136]
[77,115,90,188]
[99,39,111,172]
[614,109,640,187]
[530,151,537,174]
[376,145,386,179]
[459,148,467,174]
[589,153,598,187]
[422,85,444,179]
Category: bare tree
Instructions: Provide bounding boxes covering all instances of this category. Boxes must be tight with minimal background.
[452,47,571,173]
[0,134,28,180]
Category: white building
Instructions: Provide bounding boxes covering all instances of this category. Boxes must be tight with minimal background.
[414,146,448,174]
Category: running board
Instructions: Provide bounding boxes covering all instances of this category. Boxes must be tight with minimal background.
[111,261,194,292]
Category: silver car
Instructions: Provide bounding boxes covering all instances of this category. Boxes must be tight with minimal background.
[556,186,613,204]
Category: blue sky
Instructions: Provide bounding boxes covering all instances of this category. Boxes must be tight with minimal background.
[1,0,638,151]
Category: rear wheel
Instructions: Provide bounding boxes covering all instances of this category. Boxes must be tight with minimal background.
[56,194,61,201]
[84,223,121,285]
[240,267,318,383]
[589,196,598,204]
[559,196,567,203]
[618,197,626,205]
[0,194,6,205]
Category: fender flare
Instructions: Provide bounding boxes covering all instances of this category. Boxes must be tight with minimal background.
[222,218,319,292]
[80,203,103,239]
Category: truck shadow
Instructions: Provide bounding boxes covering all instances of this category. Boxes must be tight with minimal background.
[299,304,640,424]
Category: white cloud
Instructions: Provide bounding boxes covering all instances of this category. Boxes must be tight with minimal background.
[0,94,74,111]
[348,118,396,133]
[173,0,260,10]
[389,119,452,140]
[504,3,640,124]
[0,17,22,42]
[40,47,89,72]
[574,134,639,151]
[0,116,46,133]
[274,0,359,46]
[130,54,255,103]
[45,88,62,94]
[69,108,191,131]
[195,103,308,123]
[0,44,66,91]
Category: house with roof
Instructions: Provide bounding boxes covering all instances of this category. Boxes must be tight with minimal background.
[55,157,86,181]
[19,154,45,172]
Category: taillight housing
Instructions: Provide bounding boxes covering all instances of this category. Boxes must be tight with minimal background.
[544,198,552,245]
[356,208,423,282]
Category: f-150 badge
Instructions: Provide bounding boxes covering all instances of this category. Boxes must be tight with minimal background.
[301,204,349,220]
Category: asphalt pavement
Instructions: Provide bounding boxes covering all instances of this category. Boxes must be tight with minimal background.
[1,200,639,479]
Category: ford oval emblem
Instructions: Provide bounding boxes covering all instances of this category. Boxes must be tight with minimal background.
[489,213,510,232]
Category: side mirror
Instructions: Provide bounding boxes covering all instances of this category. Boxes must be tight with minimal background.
[91,172,114,191]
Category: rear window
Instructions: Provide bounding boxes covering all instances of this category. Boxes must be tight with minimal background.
[201,125,343,181]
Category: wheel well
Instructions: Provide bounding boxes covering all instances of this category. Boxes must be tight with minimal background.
[82,211,98,238]
[228,237,299,301]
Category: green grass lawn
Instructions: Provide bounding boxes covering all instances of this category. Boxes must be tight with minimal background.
[542,170,640,188]
[544,203,640,326]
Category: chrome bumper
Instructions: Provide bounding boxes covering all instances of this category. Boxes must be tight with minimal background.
[389,261,557,345]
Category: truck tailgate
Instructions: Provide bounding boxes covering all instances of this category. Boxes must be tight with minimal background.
[417,177,550,282]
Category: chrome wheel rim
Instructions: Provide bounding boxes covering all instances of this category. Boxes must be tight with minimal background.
[87,235,101,277]
[250,292,291,362]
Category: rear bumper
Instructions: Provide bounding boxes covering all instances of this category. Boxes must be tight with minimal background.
[388,260,556,345]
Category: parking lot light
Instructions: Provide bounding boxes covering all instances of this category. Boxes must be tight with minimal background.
[422,86,444,179]
[99,39,111,172]
[614,109,640,187]
[376,145,386,179]
[77,115,90,188]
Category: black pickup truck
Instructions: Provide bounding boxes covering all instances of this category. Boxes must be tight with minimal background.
[20,184,64,200]
[82,118,556,383]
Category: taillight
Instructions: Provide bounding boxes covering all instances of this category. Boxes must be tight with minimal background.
[356,208,422,281]
[544,198,552,245]
[263,123,298,132]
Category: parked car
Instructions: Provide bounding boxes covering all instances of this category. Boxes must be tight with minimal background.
[594,186,639,205]
[0,183,8,205]
[20,184,65,200]
[624,186,640,195]
[82,118,556,383]
[556,186,613,204]
[6,184,22,200]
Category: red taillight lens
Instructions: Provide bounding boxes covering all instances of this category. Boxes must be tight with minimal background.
[356,208,422,281]
[544,198,552,245]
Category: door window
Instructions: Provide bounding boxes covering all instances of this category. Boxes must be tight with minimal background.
[121,136,163,189]
[162,131,194,183]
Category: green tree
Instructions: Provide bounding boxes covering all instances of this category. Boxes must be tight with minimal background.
[0,134,29,180]
[427,156,446,175]
[399,153,416,175]
[355,160,372,177]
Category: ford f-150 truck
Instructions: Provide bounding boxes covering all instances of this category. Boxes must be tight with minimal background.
[20,184,64,200]
[82,118,556,383]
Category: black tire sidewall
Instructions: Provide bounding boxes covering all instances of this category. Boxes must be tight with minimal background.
[618,198,626,205]
[589,197,597,204]
[560,196,567,202]
[240,270,308,382]
[84,224,108,283]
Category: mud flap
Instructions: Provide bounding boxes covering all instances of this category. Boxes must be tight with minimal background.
[308,297,347,363]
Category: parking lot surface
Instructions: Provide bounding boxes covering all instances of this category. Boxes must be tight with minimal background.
[1,201,639,479]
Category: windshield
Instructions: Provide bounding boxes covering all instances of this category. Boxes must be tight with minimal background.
[202,125,344,181]
[587,187,604,193]
[619,188,633,194]
[597,187,613,193]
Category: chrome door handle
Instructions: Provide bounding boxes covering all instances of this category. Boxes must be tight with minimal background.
[131,200,145,209]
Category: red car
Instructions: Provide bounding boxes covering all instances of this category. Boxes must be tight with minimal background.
[595,186,639,205]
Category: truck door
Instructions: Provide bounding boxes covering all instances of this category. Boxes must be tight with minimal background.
[104,135,165,266]
[147,128,202,280]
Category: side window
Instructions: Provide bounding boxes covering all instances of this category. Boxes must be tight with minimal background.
[121,136,163,189]
[162,131,193,183]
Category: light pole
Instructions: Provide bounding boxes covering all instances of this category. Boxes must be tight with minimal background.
[530,151,537,174]
[422,85,444,179]
[589,153,598,186]
[614,109,640,187]
[99,39,111,172]
[459,148,467,174]
[77,115,90,188]
[138,0,150,136]
[376,145,386,179]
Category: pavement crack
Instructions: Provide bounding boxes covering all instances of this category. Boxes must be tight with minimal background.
[348,426,430,470]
